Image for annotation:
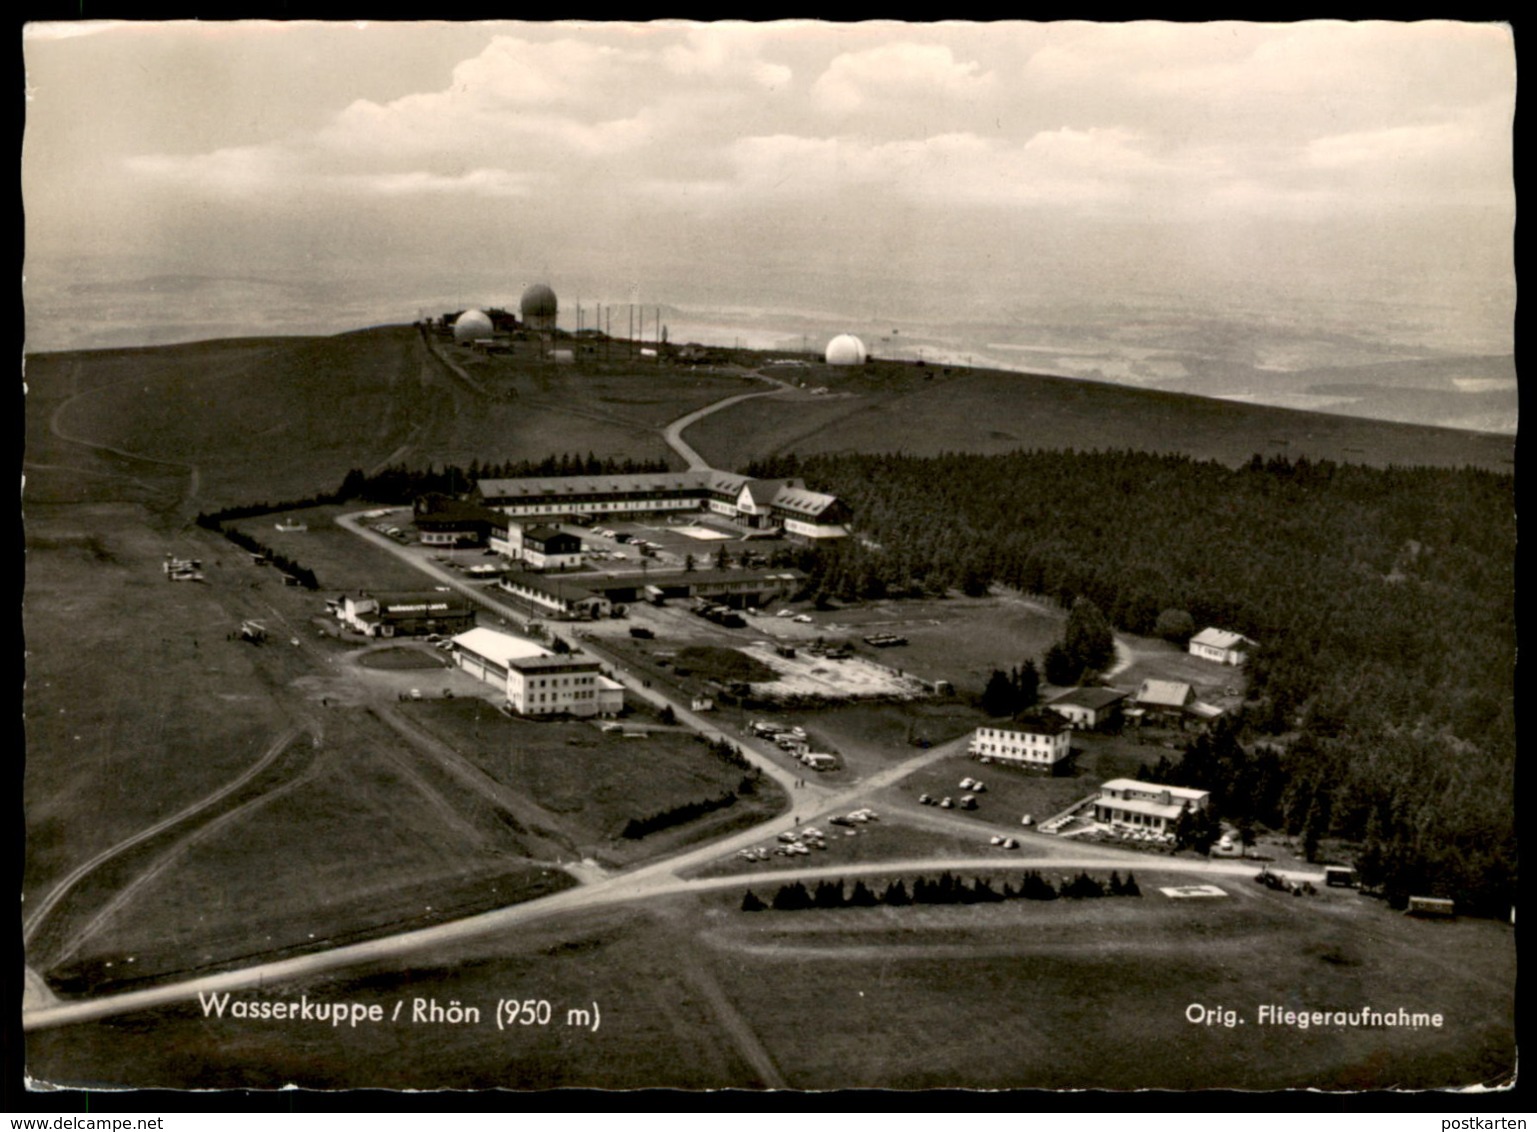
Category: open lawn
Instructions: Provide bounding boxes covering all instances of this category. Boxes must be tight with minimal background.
[686,365,1515,473]
[228,505,429,593]
[398,699,788,866]
[37,700,574,998]
[26,885,1515,1090]
[887,731,1171,834]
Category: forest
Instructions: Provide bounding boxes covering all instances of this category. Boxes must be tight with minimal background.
[746,449,1516,915]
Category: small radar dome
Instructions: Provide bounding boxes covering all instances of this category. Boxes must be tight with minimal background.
[825,334,867,366]
[453,309,493,343]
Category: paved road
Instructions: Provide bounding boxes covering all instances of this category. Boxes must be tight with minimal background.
[660,376,793,470]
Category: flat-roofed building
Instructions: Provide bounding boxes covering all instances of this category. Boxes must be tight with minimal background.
[968,713,1073,768]
[338,590,476,638]
[450,627,622,717]
[1093,778,1210,834]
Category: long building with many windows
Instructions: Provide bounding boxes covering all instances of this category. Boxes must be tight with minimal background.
[473,471,850,540]
[968,714,1073,768]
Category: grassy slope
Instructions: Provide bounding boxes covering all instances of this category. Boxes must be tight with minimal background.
[686,367,1514,473]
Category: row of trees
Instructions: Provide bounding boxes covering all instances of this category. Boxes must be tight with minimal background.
[195,516,319,590]
[746,447,1513,915]
[742,870,1142,911]
[620,789,737,840]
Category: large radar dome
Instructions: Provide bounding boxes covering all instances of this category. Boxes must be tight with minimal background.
[521,283,558,318]
[824,334,868,366]
[453,309,493,343]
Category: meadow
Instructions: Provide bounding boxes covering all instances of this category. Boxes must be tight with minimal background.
[686,366,1515,473]
[24,884,1515,1091]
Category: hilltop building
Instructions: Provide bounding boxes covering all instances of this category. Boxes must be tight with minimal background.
[453,309,493,344]
[825,334,868,365]
[451,626,623,718]
[521,284,558,334]
[473,470,850,541]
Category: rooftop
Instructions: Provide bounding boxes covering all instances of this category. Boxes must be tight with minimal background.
[1047,686,1129,711]
[1191,627,1256,650]
[451,627,553,666]
[1136,679,1195,708]
[1100,778,1210,802]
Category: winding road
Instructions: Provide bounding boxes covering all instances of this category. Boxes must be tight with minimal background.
[24,378,1321,1036]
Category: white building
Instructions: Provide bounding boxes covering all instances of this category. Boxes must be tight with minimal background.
[1188,627,1256,665]
[451,627,623,718]
[1093,778,1210,835]
[968,715,1072,768]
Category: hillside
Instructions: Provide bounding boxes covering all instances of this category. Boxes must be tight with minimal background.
[23,326,757,515]
[687,365,1514,473]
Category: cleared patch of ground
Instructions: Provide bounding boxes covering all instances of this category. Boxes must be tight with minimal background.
[739,642,930,702]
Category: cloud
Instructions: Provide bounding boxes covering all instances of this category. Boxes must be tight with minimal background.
[662,23,792,88]
[812,42,994,114]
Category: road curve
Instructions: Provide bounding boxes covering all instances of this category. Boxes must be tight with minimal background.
[23,727,304,945]
[661,383,788,470]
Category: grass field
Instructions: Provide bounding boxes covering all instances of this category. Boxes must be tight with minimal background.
[398,699,788,866]
[25,885,1515,1091]
[685,366,1515,473]
[228,506,430,593]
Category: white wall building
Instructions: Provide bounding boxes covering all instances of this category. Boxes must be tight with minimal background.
[1188,627,1256,665]
[968,715,1072,768]
[1093,778,1210,834]
[451,627,622,717]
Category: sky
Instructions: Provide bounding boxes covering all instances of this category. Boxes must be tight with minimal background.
[21,20,1517,424]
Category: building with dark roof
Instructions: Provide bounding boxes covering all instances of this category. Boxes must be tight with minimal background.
[473,470,849,541]
[1045,685,1129,730]
[412,493,509,547]
[337,590,476,638]
[968,713,1073,768]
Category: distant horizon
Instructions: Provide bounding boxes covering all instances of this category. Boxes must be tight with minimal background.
[24,20,1515,434]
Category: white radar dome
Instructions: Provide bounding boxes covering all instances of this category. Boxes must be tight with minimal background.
[825,334,868,366]
[453,309,494,343]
